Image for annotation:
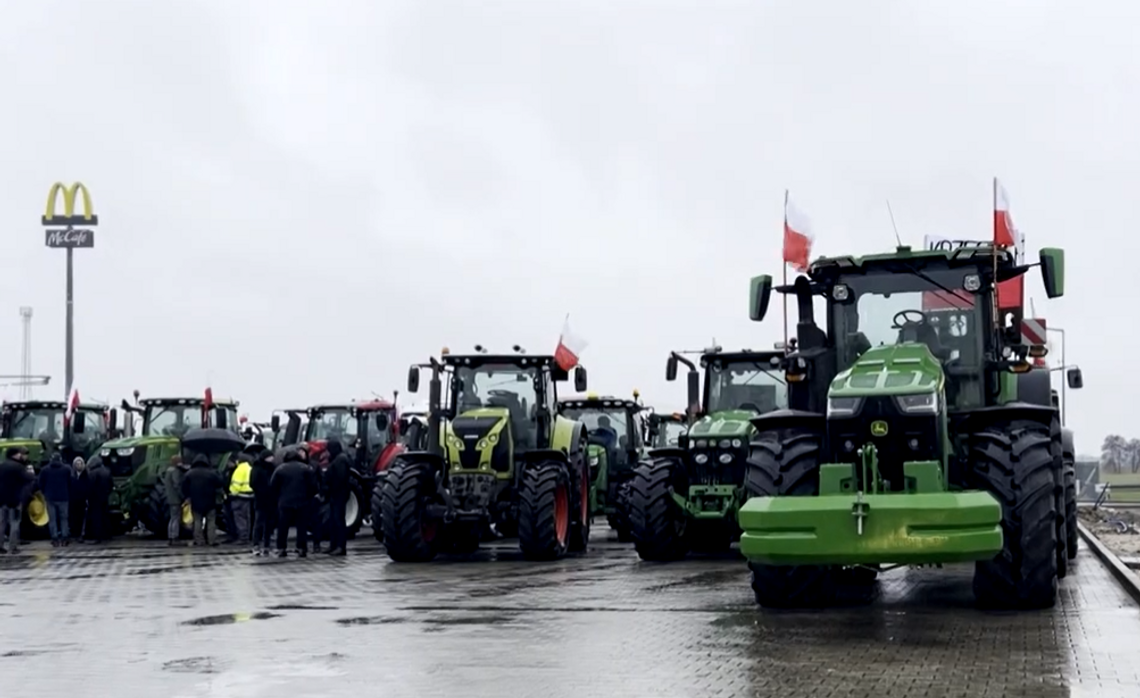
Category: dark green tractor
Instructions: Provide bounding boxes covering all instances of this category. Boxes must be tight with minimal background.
[627,348,788,560]
[376,347,592,561]
[557,391,649,541]
[739,244,1083,610]
[0,400,117,539]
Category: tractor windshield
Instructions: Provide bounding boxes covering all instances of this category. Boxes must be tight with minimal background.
[561,406,635,453]
[706,361,787,414]
[74,409,108,443]
[453,363,540,447]
[144,405,198,437]
[651,419,687,448]
[308,409,358,443]
[9,408,65,442]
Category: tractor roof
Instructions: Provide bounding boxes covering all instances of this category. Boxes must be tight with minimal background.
[1,401,107,411]
[559,395,641,411]
[805,244,1020,282]
[440,353,557,367]
[140,397,239,407]
[700,350,785,367]
[308,400,395,414]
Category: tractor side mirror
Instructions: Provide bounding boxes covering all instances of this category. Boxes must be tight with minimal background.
[666,355,678,381]
[1067,366,1083,390]
[686,370,700,415]
[108,409,118,435]
[215,407,228,430]
[375,412,391,431]
[271,414,281,432]
[574,366,588,392]
[73,411,86,434]
[121,398,131,411]
[407,366,421,393]
[749,274,774,322]
[1039,248,1065,299]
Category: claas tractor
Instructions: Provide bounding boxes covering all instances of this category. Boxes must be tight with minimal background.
[628,348,788,560]
[557,390,649,541]
[376,345,591,561]
[739,244,1083,610]
[271,400,405,538]
[103,391,241,535]
[647,411,688,449]
[0,400,118,539]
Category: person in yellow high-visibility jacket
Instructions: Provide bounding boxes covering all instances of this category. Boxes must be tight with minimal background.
[228,455,255,545]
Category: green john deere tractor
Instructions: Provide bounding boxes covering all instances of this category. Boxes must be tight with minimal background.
[739,243,1083,610]
[627,348,788,560]
[377,346,592,561]
[557,390,649,541]
[0,400,117,538]
[100,393,241,535]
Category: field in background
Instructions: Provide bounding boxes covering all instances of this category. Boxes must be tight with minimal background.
[1101,470,1140,503]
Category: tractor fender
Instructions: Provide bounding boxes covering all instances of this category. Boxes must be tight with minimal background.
[1061,426,1076,460]
[550,416,587,458]
[518,448,572,468]
[393,451,448,481]
[749,408,825,433]
[645,446,686,461]
[955,402,1056,431]
[375,442,407,474]
[1016,371,1053,408]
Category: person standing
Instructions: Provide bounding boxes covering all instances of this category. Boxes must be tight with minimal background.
[250,448,276,556]
[308,450,329,554]
[181,455,224,547]
[271,449,318,558]
[36,452,73,547]
[70,457,90,543]
[85,455,113,544]
[162,455,189,546]
[324,439,352,556]
[0,447,33,554]
[228,454,254,543]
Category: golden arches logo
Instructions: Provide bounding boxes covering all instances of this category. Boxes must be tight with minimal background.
[42,182,97,226]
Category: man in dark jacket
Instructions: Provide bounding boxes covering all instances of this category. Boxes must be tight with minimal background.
[85,455,113,543]
[250,448,276,556]
[181,455,224,546]
[162,455,189,546]
[0,447,33,554]
[37,452,73,547]
[270,449,318,558]
[70,457,90,543]
[324,439,352,556]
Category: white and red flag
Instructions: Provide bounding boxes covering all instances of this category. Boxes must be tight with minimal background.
[783,192,814,272]
[65,388,80,423]
[555,316,588,371]
[993,177,1025,308]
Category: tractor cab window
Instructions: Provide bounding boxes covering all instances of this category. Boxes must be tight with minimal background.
[454,364,538,448]
[9,409,65,442]
[652,420,687,448]
[211,406,239,432]
[706,362,787,414]
[73,409,108,443]
[144,405,201,437]
[363,411,394,450]
[309,410,359,444]
[563,407,632,463]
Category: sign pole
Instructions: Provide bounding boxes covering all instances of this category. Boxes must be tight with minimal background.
[65,244,74,400]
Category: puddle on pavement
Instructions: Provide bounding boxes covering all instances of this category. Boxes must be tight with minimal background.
[182,612,281,626]
[162,656,227,674]
[422,613,519,626]
[1,650,49,657]
[335,616,408,626]
[268,604,338,611]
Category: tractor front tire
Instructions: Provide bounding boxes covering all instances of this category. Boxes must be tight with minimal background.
[569,446,591,554]
[744,425,836,608]
[518,462,572,561]
[379,460,439,562]
[607,480,633,542]
[1064,458,1078,560]
[345,478,366,539]
[370,480,385,542]
[138,487,189,538]
[970,420,1058,610]
[628,457,689,562]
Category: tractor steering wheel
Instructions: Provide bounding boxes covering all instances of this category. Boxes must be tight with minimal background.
[891,309,928,330]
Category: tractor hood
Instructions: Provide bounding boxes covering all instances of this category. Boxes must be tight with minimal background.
[445,407,511,451]
[101,434,177,453]
[829,343,943,398]
[0,438,47,463]
[688,410,757,439]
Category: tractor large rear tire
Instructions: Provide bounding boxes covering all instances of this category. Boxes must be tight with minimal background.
[379,460,440,562]
[137,487,190,539]
[569,444,591,554]
[628,457,689,562]
[518,462,572,561]
[370,480,385,542]
[607,480,633,542]
[1049,422,1068,579]
[1064,459,1078,560]
[970,420,1058,610]
[744,425,835,608]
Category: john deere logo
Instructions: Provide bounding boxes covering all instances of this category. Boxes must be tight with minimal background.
[870,420,889,437]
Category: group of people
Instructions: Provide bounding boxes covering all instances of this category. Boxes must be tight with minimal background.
[161,440,356,558]
[0,446,115,554]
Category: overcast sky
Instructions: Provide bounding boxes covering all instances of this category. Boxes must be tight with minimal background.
[0,1,1126,453]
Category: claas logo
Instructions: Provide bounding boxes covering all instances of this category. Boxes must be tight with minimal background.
[42,182,97,226]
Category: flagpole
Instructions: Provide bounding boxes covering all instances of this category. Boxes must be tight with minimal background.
[992,177,1000,331]
[782,189,789,348]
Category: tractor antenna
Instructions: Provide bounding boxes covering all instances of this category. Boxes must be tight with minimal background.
[512,344,526,354]
[1029,297,1037,317]
[886,199,903,247]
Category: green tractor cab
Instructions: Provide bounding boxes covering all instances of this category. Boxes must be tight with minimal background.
[557,390,649,541]
[740,245,1082,610]
[628,348,789,560]
[0,400,116,538]
[647,411,688,449]
[101,392,241,535]
[376,346,592,562]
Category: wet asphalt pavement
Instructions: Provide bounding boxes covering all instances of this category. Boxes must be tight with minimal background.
[2,528,1139,698]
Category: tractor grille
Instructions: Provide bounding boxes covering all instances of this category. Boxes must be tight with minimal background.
[451,417,503,471]
[685,447,748,487]
[105,446,148,479]
[827,397,938,491]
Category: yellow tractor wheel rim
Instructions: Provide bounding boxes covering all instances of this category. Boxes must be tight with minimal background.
[28,492,49,527]
[181,501,194,526]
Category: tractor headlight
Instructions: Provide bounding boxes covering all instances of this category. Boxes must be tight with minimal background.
[696,439,708,448]
[476,439,489,450]
[116,447,135,456]
[895,392,939,415]
[832,284,850,301]
[731,439,742,448]
[717,453,733,464]
[718,439,732,449]
[694,453,709,464]
[827,396,863,417]
[589,455,600,467]
[963,273,981,292]
[100,448,110,457]
[488,433,498,444]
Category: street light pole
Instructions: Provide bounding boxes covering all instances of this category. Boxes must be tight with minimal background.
[1047,326,1065,426]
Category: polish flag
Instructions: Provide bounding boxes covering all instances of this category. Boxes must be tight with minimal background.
[555,316,588,371]
[65,388,80,423]
[783,192,813,272]
[202,387,214,427]
[993,177,1017,249]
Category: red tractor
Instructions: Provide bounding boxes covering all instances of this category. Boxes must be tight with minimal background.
[271,400,405,537]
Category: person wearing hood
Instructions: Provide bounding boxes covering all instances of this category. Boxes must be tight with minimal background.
[37,452,74,547]
[180,454,224,547]
[69,457,90,543]
[162,455,190,546]
[250,448,276,556]
[85,455,113,543]
[270,448,319,558]
[0,447,33,554]
[324,439,352,556]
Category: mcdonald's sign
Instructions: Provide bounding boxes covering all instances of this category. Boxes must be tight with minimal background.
[42,182,98,226]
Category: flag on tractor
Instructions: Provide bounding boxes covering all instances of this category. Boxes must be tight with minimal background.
[783,192,813,272]
[65,388,80,423]
[202,387,214,427]
[993,177,1025,310]
[555,316,588,371]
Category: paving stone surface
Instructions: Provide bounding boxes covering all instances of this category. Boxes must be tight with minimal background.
[1,530,1138,697]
